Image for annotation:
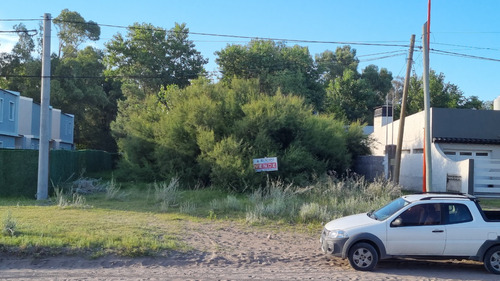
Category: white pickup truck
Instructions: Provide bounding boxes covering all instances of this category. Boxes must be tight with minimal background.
[320,193,500,274]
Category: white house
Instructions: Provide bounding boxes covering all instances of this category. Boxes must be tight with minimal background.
[370,105,500,197]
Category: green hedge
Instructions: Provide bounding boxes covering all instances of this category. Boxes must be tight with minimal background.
[0,149,113,198]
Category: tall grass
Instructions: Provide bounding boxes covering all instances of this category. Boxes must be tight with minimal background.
[245,176,401,224]
[154,177,181,212]
[53,188,89,209]
[2,210,17,236]
[0,175,403,257]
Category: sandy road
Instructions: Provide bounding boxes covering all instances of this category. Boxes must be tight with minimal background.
[1,220,498,280]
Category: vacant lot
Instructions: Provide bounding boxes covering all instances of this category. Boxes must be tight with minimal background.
[1,219,498,280]
[2,179,500,280]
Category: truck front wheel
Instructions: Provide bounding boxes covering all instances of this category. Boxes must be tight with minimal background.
[485,246,500,274]
[348,242,378,271]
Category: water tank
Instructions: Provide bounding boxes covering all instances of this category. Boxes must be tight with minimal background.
[494,96,500,110]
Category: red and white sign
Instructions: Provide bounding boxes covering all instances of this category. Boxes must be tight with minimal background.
[253,157,278,172]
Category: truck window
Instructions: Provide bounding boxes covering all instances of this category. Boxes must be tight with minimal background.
[395,203,441,226]
[445,203,473,224]
[372,197,409,220]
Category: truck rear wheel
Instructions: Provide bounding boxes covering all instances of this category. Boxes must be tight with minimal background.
[348,242,378,271]
[484,246,500,274]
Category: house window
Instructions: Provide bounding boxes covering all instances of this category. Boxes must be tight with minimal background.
[66,121,72,135]
[459,152,472,156]
[402,149,410,154]
[413,148,424,154]
[476,152,489,157]
[0,98,3,122]
[444,151,456,156]
[9,101,15,121]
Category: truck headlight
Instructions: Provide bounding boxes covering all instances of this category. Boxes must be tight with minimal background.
[328,229,349,239]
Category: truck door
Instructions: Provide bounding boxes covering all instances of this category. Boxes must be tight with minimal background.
[386,203,446,255]
[442,203,484,256]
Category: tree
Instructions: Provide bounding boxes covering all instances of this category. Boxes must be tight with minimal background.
[323,64,392,125]
[215,40,324,110]
[316,46,359,85]
[51,47,114,150]
[405,70,479,115]
[104,22,207,96]
[0,23,41,99]
[53,9,101,58]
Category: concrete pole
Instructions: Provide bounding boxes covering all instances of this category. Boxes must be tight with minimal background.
[422,22,432,192]
[37,13,51,200]
[393,34,415,184]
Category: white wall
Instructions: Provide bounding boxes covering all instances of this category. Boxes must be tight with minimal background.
[51,108,61,140]
[371,111,425,156]
[18,96,33,136]
[371,110,474,192]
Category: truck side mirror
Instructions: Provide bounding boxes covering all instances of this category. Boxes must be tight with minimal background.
[391,217,403,227]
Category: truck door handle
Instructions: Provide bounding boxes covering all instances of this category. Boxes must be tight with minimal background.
[432,230,444,233]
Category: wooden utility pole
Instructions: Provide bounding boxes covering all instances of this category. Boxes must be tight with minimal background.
[393,34,415,184]
[37,13,51,200]
[422,22,432,192]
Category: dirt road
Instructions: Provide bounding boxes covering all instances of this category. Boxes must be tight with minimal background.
[1,221,497,280]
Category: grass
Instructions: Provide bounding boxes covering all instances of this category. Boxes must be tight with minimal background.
[0,191,187,255]
[0,174,428,257]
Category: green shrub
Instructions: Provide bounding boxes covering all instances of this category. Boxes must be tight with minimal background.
[113,78,370,189]
[2,210,17,236]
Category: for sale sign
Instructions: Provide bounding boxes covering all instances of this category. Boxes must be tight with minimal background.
[253,157,278,172]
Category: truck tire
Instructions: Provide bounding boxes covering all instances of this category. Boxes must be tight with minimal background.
[484,246,500,274]
[348,242,378,271]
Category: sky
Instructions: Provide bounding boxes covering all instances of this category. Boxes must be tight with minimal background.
[1,0,499,102]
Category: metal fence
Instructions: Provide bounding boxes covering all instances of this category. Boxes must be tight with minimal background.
[0,149,114,197]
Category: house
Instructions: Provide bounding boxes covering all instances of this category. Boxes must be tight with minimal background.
[370,105,500,197]
[50,108,74,150]
[17,96,44,149]
[0,88,74,150]
[0,89,20,148]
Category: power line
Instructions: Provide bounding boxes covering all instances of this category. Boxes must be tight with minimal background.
[432,42,500,51]
[0,29,38,35]
[2,18,500,64]
[430,49,500,62]
[359,52,407,62]
[0,18,40,22]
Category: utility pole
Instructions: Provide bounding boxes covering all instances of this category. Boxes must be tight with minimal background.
[393,34,415,184]
[37,13,51,200]
[422,22,432,192]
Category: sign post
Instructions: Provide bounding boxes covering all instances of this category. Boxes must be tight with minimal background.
[253,157,278,172]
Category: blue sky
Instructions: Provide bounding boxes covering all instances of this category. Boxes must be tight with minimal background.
[1,0,499,102]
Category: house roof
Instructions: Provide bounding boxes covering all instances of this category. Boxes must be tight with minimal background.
[432,108,500,144]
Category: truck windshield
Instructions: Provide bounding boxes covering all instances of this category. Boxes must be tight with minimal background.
[370,197,410,221]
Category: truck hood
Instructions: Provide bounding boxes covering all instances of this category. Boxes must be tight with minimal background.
[324,213,379,231]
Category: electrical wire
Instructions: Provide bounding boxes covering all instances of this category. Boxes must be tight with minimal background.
[430,49,500,62]
[2,18,500,66]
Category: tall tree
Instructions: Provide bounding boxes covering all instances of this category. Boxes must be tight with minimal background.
[405,70,482,115]
[53,9,101,58]
[323,65,393,125]
[104,22,207,96]
[316,46,359,85]
[51,47,114,150]
[0,23,41,99]
[215,40,324,109]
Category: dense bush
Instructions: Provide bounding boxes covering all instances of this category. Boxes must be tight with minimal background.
[112,78,370,191]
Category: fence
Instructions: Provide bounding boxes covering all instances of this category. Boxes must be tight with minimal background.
[0,149,114,197]
[473,159,500,197]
